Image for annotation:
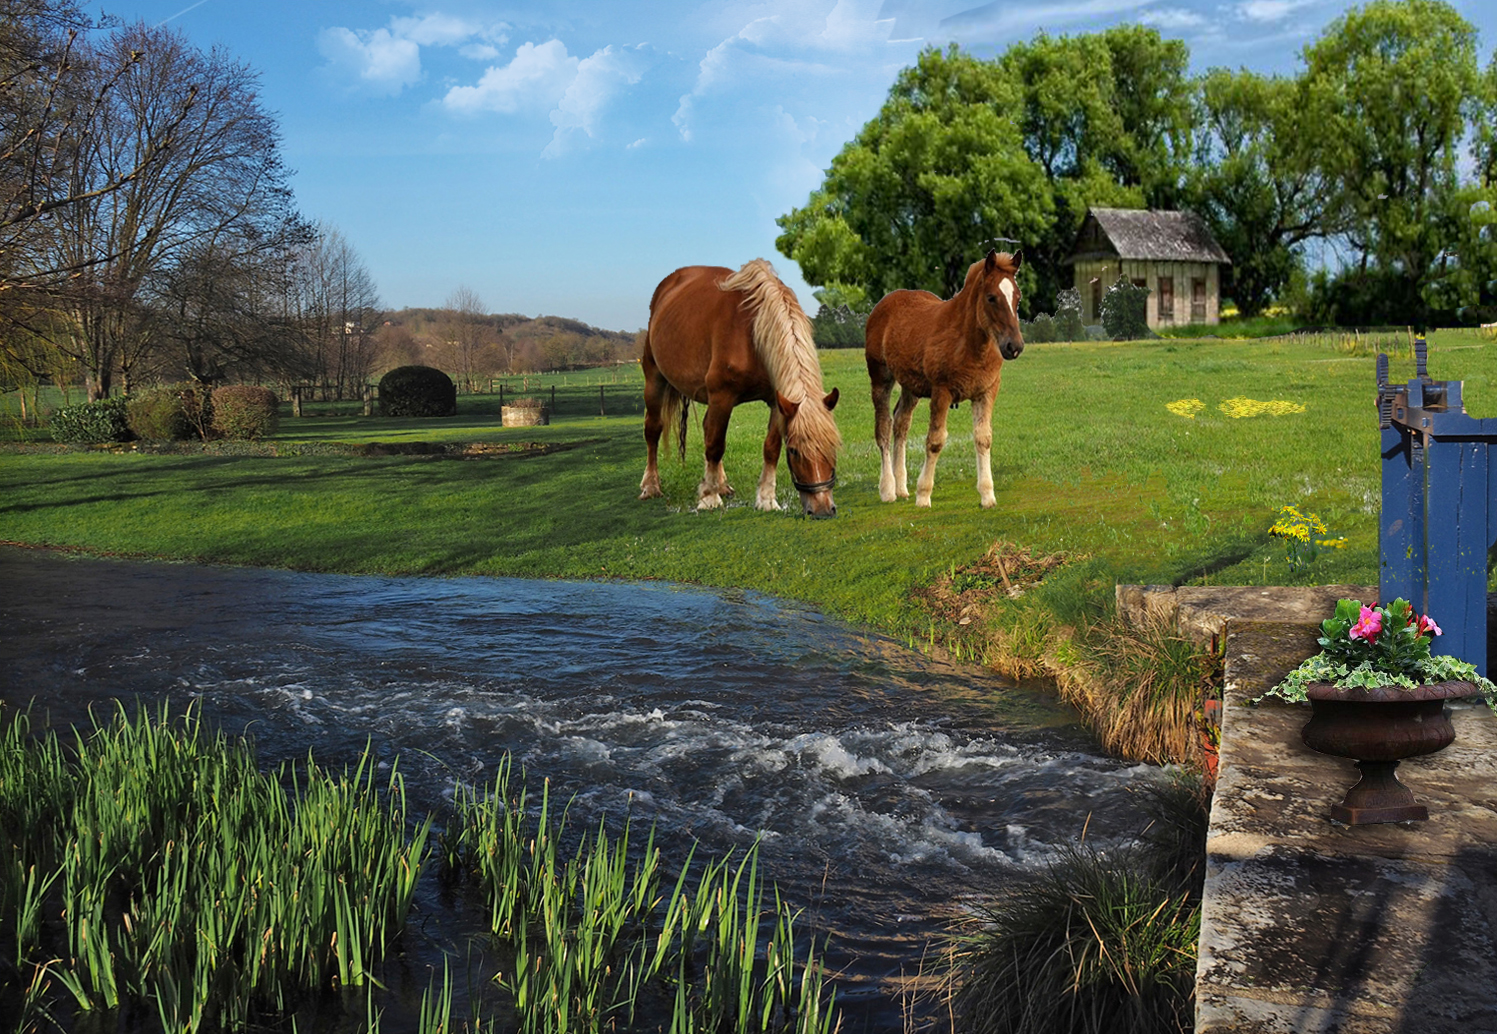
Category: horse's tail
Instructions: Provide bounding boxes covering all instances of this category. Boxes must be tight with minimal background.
[660,385,689,462]
[641,287,692,464]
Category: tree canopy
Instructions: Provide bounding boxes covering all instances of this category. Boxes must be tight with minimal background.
[778,0,1497,328]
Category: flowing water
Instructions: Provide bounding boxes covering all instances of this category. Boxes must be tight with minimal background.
[0,546,1163,1031]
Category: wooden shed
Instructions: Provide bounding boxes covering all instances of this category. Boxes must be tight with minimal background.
[1065,208,1231,328]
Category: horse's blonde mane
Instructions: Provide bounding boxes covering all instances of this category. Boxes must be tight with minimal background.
[718,259,841,461]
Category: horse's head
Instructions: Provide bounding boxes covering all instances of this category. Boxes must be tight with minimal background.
[777,388,840,518]
[975,250,1024,361]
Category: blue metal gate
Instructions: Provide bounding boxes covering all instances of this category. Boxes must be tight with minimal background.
[1379,337,1497,676]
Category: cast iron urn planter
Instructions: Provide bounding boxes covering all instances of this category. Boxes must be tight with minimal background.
[1300,680,1476,824]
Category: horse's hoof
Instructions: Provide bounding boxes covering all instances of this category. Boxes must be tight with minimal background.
[879,491,896,503]
[980,496,997,509]
[696,495,724,510]
[915,495,932,508]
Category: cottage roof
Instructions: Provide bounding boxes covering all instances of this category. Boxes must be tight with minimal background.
[1067,208,1231,265]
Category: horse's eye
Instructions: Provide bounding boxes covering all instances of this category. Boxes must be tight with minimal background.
[987,295,997,303]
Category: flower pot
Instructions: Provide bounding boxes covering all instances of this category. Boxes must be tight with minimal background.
[1300,680,1475,824]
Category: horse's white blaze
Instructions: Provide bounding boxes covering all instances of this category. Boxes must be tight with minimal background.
[998,277,1016,311]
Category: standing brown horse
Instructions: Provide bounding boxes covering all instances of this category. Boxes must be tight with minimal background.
[864,250,1024,509]
[639,259,841,517]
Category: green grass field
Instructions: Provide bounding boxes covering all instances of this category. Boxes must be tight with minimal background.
[4,329,1494,639]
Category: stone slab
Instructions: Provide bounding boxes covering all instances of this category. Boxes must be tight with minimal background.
[1117,584,1378,644]
[1198,619,1497,1034]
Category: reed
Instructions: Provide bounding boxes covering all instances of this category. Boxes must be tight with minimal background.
[0,703,431,1031]
[1,706,842,1032]
[444,762,838,1034]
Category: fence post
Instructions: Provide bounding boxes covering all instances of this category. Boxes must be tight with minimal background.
[599,385,605,416]
[363,384,373,417]
[292,387,303,418]
[551,385,556,412]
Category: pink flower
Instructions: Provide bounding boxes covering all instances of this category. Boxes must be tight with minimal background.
[1416,614,1443,637]
[1349,606,1382,642]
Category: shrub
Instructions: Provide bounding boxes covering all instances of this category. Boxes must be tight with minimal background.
[127,386,196,441]
[1054,287,1086,342]
[378,365,456,417]
[1022,311,1057,343]
[1101,276,1152,340]
[49,396,133,443]
[212,385,280,440]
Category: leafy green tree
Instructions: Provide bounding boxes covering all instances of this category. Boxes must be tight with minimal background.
[1186,69,1328,317]
[775,45,1052,304]
[1297,0,1483,322]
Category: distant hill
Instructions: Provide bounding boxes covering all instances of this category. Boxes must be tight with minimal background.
[376,308,640,376]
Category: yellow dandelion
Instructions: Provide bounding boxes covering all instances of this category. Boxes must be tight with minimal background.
[1166,398,1205,419]
[1219,397,1307,418]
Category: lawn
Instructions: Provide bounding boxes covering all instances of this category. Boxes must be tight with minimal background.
[3,328,1493,639]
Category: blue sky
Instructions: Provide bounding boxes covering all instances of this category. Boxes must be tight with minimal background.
[95,0,1497,330]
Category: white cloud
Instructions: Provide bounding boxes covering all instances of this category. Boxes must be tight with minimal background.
[1235,0,1317,22]
[673,2,892,141]
[460,43,501,60]
[941,0,1159,37]
[443,39,579,114]
[318,26,422,95]
[319,13,510,95]
[1140,7,1209,29]
[544,45,649,157]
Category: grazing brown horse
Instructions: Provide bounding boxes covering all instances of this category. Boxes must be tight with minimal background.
[864,250,1024,509]
[639,259,841,517]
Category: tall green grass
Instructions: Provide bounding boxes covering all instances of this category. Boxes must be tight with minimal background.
[940,772,1210,1034]
[0,705,838,1034]
[443,758,836,1034]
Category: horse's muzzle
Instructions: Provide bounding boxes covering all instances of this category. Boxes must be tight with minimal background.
[1000,339,1024,360]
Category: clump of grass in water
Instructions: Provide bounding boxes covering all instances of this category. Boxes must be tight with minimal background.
[0,704,840,1033]
[443,758,838,1034]
[938,771,1209,1034]
[0,702,430,1032]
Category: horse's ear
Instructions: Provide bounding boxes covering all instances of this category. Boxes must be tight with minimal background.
[823,387,839,411]
[1011,249,1022,269]
[984,250,998,272]
[776,392,800,420]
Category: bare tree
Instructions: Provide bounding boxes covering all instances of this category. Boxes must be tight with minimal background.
[442,285,491,392]
[35,22,294,397]
[284,225,381,399]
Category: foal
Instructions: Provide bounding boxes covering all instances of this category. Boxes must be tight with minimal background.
[864,250,1024,508]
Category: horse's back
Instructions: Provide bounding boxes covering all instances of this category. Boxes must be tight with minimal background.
[647,266,745,394]
[865,288,943,370]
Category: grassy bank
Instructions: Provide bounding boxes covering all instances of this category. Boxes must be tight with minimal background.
[5,329,1493,758]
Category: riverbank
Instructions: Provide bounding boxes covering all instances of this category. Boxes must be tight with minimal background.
[11,333,1497,762]
[0,546,1160,1033]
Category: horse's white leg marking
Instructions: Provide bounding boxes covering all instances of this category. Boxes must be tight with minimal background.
[640,465,662,499]
[892,390,918,499]
[756,460,780,510]
[972,393,996,509]
[878,448,897,502]
[915,390,951,508]
[697,457,724,510]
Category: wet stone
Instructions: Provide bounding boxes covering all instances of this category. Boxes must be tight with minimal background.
[1200,617,1497,1033]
